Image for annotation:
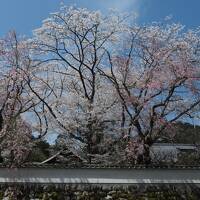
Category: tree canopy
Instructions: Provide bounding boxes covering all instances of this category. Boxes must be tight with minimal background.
[0,5,200,165]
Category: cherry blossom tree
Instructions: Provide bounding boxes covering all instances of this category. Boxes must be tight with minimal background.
[101,23,200,164]
[0,31,49,166]
[30,4,200,165]
[29,6,129,163]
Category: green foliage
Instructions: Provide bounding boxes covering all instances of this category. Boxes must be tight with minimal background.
[173,122,200,144]
[177,151,200,165]
[27,140,50,162]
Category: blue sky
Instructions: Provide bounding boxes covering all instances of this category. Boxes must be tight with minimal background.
[0,0,200,37]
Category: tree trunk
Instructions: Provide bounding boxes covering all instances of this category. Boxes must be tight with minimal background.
[143,136,154,165]
[143,144,151,165]
[137,138,153,165]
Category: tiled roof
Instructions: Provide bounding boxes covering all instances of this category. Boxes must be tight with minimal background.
[3,163,200,169]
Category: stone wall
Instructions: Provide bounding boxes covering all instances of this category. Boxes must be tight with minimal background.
[0,184,199,200]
